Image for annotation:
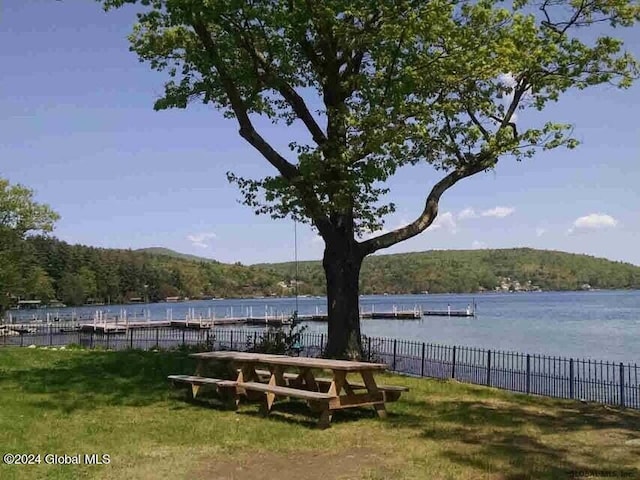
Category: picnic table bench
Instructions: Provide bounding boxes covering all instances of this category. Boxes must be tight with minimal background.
[169,351,408,428]
[248,368,407,402]
[167,375,238,399]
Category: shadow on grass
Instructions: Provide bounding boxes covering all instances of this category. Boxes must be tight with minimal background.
[236,398,411,429]
[2,348,416,429]
[7,345,640,478]
[388,396,640,480]
[179,383,420,429]
[2,349,203,412]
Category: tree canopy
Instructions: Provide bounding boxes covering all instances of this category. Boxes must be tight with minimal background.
[98,0,639,356]
[0,178,59,313]
[102,0,638,246]
[0,178,58,237]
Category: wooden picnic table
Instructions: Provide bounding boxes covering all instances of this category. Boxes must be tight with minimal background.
[181,351,407,427]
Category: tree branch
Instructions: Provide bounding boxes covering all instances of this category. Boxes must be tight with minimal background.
[465,105,491,140]
[359,155,495,255]
[341,10,381,91]
[192,22,297,178]
[383,26,407,99]
[191,19,333,236]
[541,0,591,35]
[243,45,328,146]
[443,113,466,163]
[218,14,328,146]
[490,78,528,141]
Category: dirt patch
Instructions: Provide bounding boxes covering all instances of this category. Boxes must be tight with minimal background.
[190,447,390,480]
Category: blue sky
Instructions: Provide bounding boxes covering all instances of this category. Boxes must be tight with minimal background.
[2,1,639,265]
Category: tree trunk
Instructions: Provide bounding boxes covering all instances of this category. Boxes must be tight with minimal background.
[323,238,364,359]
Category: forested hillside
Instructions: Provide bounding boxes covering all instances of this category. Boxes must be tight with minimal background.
[257,248,640,295]
[136,247,220,263]
[7,237,640,307]
[9,237,284,306]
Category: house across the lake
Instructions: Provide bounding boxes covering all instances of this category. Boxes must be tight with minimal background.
[16,300,42,309]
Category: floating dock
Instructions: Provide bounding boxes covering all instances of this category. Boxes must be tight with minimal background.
[3,304,475,334]
[76,317,292,333]
[296,310,422,321]
[423,309,475,317]
[298,309,474,320]
[361,311,421,319]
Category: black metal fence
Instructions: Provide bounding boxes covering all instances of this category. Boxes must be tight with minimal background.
[1,323,638,410]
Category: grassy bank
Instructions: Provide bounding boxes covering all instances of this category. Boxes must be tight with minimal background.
[1,347,639,479]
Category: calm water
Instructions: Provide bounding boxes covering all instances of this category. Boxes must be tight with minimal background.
[7,290,640,364]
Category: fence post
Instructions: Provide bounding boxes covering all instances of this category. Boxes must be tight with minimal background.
[486,350,492,386]
[368,337,372,362]
[155,327,159,348]
[526,354,531,394]
[569,359,574,399]
[253,331,257,349]
[451,346,457,379]
[392,339,397,371]
[620,363,625,407]
[421,342,426,377]
[90,331,94,349]
[49,326,53,346]
[320,334,324,355]
[230,330,234,351]
[106,332,110,350]
[182,329,186,347]
[129,329,134,349]
[20,332,24,347]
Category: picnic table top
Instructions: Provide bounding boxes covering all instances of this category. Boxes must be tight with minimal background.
[190,351,388,372]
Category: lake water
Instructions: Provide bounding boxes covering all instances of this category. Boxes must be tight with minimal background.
[7,290,640,364]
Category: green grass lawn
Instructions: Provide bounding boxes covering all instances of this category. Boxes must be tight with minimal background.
[1,347,639,480]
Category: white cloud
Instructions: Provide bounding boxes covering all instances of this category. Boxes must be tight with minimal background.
[471,240,487,249]
[458,206,514,221]
[359,217,413,241]
[394,217,411,228]
[359,227,391,241]
[458,208,478,220]
[187,232,217,248]
[568,213,618,234]
[481,206,515,218]
[498,72,518,89]
[496,72,524,124]
[535,227,546,237]
[430,211,457,233]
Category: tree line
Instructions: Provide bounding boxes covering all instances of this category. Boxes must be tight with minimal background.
[7,236,640,310]
[259,248,640,295]
[6,236,287,308]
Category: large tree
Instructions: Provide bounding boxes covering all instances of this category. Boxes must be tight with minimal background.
[0,178,59,314]
[101,0,638,357]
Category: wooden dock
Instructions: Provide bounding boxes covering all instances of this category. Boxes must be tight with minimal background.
[75,316,294,333]
[361,311,422,319]
[422,309,475,317]
[296,310,422,321]
[4,304,475,334]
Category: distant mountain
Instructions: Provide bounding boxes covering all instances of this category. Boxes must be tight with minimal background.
[16,238,640,309]
[136,247,220,264]
[19,237,279,307]
[254,248,640,294]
